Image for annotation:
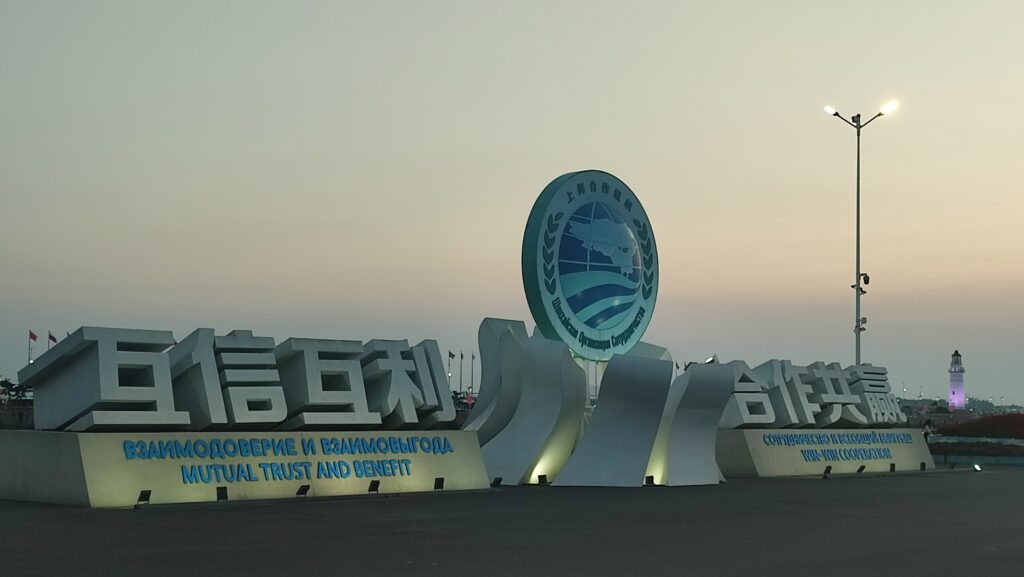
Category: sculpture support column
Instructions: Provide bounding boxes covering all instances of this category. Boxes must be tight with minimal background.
[473,327,586,485]
[555,351,674,487]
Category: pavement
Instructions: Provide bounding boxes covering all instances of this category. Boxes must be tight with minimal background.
[1,467,1022,577]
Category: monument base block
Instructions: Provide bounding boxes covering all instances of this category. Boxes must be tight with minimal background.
[717,428,934,477]
[0,430,489,508]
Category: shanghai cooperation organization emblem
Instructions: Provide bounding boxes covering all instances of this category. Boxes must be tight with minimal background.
[522,170,659,361]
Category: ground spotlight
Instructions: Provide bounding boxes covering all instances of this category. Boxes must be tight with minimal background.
[368,480,380,493]
[490,477,503,488]
[296,484,310,497]
[704,354,718,364]
[920,462,926,471]
[822,466,832,479]
[856,465,865,474]
[134,490,152,509]
[216,486,228,501]
[889,463,896,473]
[537,474,550,485]
[434,477,445,491]
[973,464,982,472]
[644,475,655,486]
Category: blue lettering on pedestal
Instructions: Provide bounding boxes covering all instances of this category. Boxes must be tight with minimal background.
[181,463,260,485]
[128,435,455,487]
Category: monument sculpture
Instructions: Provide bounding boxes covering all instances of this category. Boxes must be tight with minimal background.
[471,170,737,487]
[1,327,488,507]
[0,168,935,508]
[470,169,931,484]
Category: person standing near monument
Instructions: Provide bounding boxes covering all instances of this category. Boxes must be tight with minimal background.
[922,419,935,443]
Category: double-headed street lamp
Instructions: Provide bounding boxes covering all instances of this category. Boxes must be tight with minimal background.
[824,99,899,366]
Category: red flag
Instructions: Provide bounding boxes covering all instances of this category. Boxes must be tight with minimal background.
[29,330,38,342]
[48,331,58,344]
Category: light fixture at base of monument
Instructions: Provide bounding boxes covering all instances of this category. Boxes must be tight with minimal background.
[824,100,898,365]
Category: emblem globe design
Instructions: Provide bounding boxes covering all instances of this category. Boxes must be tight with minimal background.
[522,170,658,361]
[558,202,642,331]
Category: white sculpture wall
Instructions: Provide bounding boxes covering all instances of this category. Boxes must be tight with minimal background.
[469,320,586,485]
[554,348,674,487]
[471,319,737,487]
[647,363,740,486]
[462,319,529,445]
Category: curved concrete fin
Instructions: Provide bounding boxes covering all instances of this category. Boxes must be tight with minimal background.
[478,332,586,485]
[464,318,528,445]
[654,362,738,486]
[554,353,674,487]
[626,341,673,363]
[524,345,587,484]
[646,370,688,485]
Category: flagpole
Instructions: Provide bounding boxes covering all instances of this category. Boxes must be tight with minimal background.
[459,352,464,393]
[470,351,475,395]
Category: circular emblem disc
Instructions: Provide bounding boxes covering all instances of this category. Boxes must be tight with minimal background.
[522,170,659,361]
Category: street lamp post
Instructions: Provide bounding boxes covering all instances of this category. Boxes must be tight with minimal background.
[824,100,898,365]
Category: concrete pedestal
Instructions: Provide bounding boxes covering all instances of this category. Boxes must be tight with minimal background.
[0,430,489,507]
[717,428,934,477]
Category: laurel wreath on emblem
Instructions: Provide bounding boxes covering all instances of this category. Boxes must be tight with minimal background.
[542,212,564,294]
[633,219,655,300]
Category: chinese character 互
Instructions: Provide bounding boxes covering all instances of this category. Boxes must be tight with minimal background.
[275,338,382,429]
[21,327,191,431]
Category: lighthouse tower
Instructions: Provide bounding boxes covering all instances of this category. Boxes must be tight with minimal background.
[948,350,966,410]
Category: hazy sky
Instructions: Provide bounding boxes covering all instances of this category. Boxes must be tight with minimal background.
[2,1,1022,403]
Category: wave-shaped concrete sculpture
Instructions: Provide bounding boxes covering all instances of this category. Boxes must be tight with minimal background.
[473,325,586,485]
[647,362,740,486]
[554,346,674,487]
[468,317,735,488]
[463,319,529,445]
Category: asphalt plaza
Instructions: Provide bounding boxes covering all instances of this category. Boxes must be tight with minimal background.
[1,468,1022,577]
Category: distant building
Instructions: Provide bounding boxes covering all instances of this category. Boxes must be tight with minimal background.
[0,398,33,429]
[948,350,966,410]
